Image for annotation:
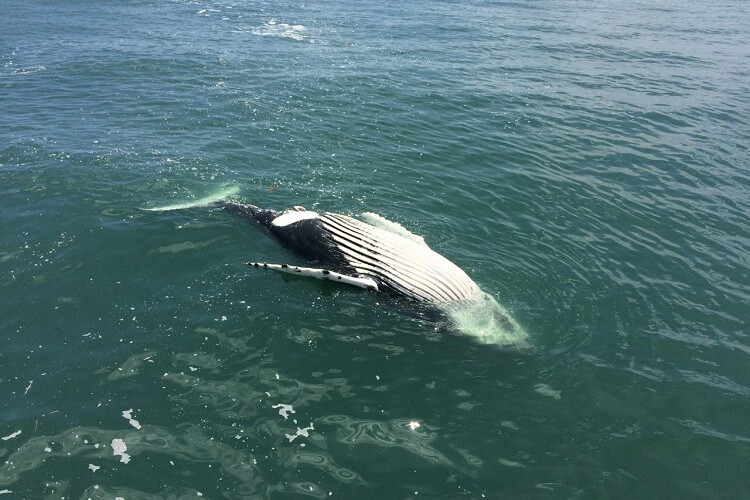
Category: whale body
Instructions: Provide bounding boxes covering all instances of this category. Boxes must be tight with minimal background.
[219,202,481,304]
[144,191,527,345]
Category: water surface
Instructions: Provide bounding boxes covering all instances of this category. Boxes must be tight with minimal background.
[1,0,749,498]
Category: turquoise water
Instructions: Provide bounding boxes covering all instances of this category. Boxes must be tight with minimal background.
[1,0,749,497]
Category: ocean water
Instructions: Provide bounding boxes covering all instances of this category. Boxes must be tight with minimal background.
[1,0,749,497]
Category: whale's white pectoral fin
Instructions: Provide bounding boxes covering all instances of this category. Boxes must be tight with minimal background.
[359,212,427,245]
[246,262,379,291]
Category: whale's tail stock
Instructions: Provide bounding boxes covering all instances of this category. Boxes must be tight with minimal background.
[140,186,241,212]
[140,185,278,227]
[215,200,279,228]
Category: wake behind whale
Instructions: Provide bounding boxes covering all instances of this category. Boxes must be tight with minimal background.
[144,187,528,347]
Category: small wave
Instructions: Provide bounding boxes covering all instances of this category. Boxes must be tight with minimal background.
[252,20,307,41]
[15,65,46,75]
[0,65,46,78]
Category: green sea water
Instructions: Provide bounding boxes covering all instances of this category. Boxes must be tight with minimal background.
[1,0,749,498]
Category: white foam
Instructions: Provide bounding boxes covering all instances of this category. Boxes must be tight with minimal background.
[12,65,46,75]
[285,422,314,442]
[440,292,529,347]
[498,458,525,467]
[252,20,307,41]
[534,383,561,399]
[272,403,295,420]
[1,430,21,441]
[111,438,131,464]
[122,409,142,429]
[141,186,240,211]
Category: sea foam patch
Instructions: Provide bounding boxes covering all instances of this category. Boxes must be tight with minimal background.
[1,430,21,441]
[252,20,307,41]
[111,438,131,464]
[122,409,142,430]
[285,422,314,442]
[272,403,295,420]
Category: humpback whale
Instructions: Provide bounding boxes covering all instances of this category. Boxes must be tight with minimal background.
[218,202,481,304]
[144,189,527,345]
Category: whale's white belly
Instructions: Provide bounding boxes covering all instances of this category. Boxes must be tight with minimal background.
[318,213,480,303]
